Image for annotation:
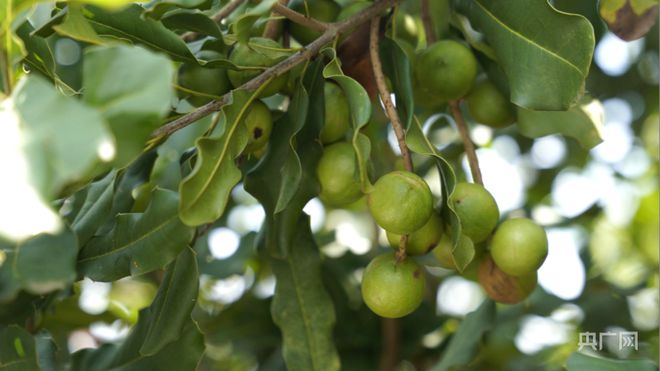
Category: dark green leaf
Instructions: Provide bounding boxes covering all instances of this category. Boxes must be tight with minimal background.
[431,300,495,371]
[82,45,174,167]
[0,325,38,371]
[52,4,106,45]
[178,89,259,226]
[84,4,197,62]
[78,188,194,281]
[69,172,115,245]
[245,61,324,257]
[270,216,340,371]
[454,0,595,110]
[14,228,78,295]
[71,248,203,371]
[161,10,224,41]
[14,22,57,83]
[379,37,414,130]
[566,352,658,371]
[517,97,604,149]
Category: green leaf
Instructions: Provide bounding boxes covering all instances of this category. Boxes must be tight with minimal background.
[0,75,111,242]
[518,97,604,149]
[52,4,106,45]
[14,228,78,295]
[67,151,158,246]
[0,325,38,371]
[233,0,278,44]
[11,75,112,196]
[72,248,202,371]
[118,247,199,356]
[83,44,174,166]
[14,22,57,83]
[145,0,210,20]
[270,215,340,371]
[322,49,373,192]
[454,0,595,110]
[69,172,115,245]
[431,300,495,371]
[406,117,474,271]
[77,188,194,281]
[566,352,659,371]
[161,10,224,41]
[379,37,414,130]
[178,89,259,226]
[84,4,198,62]
[245,61,325,257]
[0,250,20,304]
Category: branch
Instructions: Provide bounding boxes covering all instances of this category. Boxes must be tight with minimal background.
[0,48,11,95]
[450,100,483,185]
[379,318,400,371]
[181,0,247,42]
[421,0,436,44]
[272,2,328,33]
[262,0,290,39]
[153,0,401,139]
[369,18,414,262]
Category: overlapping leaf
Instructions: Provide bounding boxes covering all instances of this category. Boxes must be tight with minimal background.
[518,97,605,149]
[454,0,595,110]
[322,49,373,191]
[407,118,474,271]
[178,89,259,226]
[244,61,324,257]
[0,325,38,370]
[72,248,203,371]
[431,300,495,371]
[270,215,341,371]
[83,45,174,167]
[83,4,198,62]
[0,75,111,242]
[77,189,193,281]
[14,228,78,295]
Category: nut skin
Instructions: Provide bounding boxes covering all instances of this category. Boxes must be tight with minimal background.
[451,182,500,243]
[387,213,444,256]
[361,253,426,318]
[320,82,350,144]
[414,40,478,100]
[316,142,363,206]
[490,218,548,276]
[478,255,537,304]
[242,100,273,153]
[367,171,433,235]
[466,80,515,128]
[227,38,289,97]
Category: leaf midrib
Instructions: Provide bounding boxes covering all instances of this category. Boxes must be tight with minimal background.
[78,214,177,263]
[475,1,584,76]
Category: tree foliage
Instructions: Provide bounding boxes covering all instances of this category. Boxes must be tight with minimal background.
[0,0,658,370]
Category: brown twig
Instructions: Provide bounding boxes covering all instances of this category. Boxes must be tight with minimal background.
[450,100,483,185]
[262,0,290,39]
[421,0,436,44]
[379,318,400,371]
[368,19,412,172]
[181,0,247,42]
[369,18,414,262]
[272,2,328,33]
[153,0,401,139]
[0,49,11,95]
